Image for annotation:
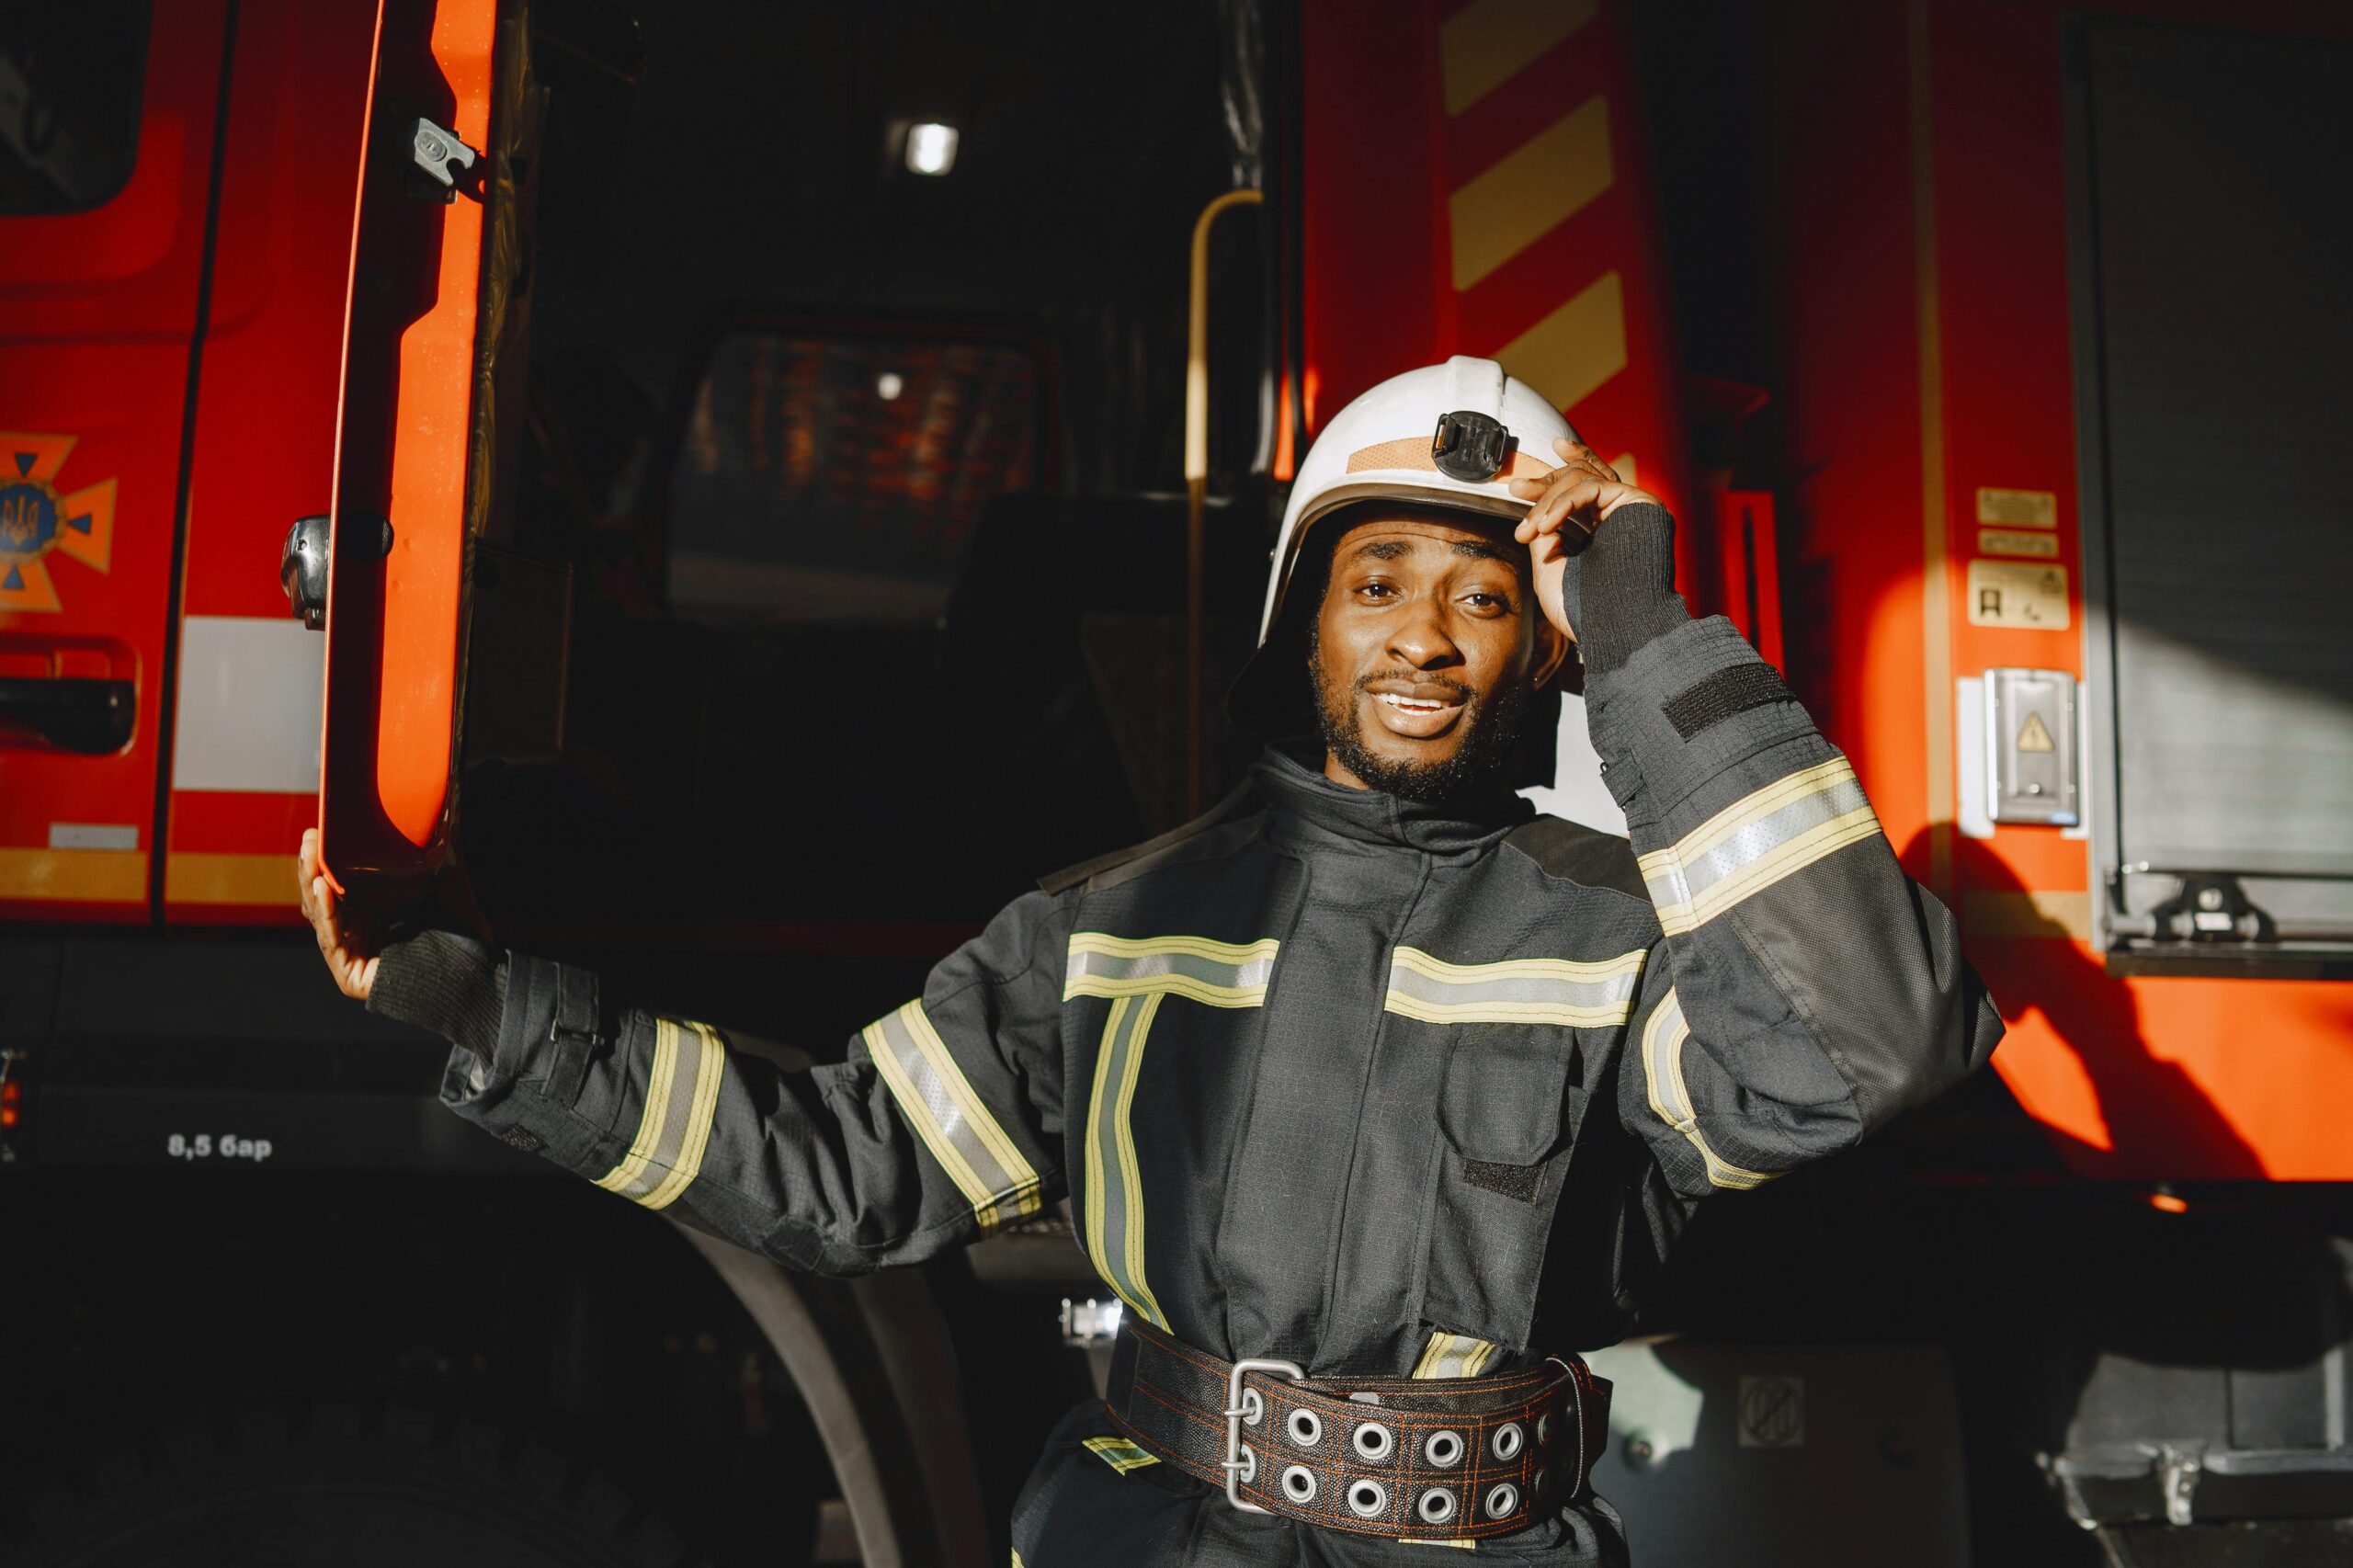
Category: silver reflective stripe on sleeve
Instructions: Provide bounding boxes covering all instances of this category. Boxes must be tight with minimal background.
[1063,933,1278,1007]
[1412,1330,1500,1380]
[1637,756,1881,936]
[1639,990,1772,1191]
[864,999,1044,1233]
[1383,946,1644,1028]
[595,1018,728,1210]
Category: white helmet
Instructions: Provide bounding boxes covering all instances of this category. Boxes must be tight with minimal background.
[1259,356,1578,642]
[1228,356,1577,733]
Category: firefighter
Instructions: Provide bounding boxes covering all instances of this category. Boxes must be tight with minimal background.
[302,356,2002,1565]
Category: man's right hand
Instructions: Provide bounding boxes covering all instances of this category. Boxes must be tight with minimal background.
[298,827,378,1002]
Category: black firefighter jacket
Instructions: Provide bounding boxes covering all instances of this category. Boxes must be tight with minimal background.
[369,505,2005,1566]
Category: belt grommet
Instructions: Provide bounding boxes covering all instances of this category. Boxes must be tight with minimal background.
[1490,1420,1525,1461]
[1415,1486,1458,1526]
[1423,1428,1465,1468]
[1233,1443,1257,1485]
[1346,1478,1388,1518]
[1537,1411,1552,1444]
[1350,1420,1394,1462]
[1534,1467,1549,1497]
[1484,1481,1520,1520]
[1280,1464,1317,1504]
[1240,1387,1264,1427]
[1286,1407,1324,1449]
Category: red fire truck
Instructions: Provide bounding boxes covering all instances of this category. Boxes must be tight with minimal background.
[3,2,2347,1564]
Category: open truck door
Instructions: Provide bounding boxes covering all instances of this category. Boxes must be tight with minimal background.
[310,0,536,917]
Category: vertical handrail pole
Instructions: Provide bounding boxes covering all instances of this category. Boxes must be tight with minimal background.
[1185,187,1264,818]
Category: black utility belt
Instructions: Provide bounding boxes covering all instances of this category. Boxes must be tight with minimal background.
[1102,1319,1610,1541]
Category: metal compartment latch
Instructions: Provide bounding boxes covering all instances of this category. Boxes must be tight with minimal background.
[411,116,480,195]
[1984,667,2080,826]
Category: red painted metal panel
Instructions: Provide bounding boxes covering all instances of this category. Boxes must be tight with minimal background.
[1299,0,1694,583]
[165,0,383,924]
[1923,0,2353,1181]
[1767,0,2353,1180]
[0,3,231,921]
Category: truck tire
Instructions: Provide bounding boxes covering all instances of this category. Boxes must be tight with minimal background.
[0,1395,711,1568]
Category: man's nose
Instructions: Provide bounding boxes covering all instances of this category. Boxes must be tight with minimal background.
[1388,600,1462,668]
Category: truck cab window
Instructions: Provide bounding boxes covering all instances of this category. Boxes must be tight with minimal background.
[666,331,1040,624]
[0,3,151,215]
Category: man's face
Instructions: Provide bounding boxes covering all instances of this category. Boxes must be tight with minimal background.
[1307,507,1562,801]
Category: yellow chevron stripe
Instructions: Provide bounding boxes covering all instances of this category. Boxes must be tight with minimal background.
[1494,269,1628,414]
[1449,94,1614,290]
[1439,0,1599,114]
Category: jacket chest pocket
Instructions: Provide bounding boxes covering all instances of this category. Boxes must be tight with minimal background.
[1421,1025,1586,1352]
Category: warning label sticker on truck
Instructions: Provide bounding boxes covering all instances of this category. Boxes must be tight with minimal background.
[1966,561,2070,630]
[1975,487,2057,528]
[1977,528,2060,560]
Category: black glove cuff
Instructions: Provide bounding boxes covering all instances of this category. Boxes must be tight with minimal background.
[369,927,507,1063]
[1574,500,1688,674]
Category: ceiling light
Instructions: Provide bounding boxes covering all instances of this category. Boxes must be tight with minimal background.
[876,372,904,401]
[905,121,960,176]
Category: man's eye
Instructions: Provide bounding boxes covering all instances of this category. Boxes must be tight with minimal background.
[1462,591,1508,613]
[1357,582,1395,600]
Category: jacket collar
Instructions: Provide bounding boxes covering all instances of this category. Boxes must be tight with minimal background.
[1253,742,1532,860]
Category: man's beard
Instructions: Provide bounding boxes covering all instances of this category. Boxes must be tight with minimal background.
[1305,621,1531,803]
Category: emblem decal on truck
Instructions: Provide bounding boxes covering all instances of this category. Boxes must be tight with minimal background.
[0,432,117,614]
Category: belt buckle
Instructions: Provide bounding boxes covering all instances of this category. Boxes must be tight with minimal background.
[1223,1358,1304,1515]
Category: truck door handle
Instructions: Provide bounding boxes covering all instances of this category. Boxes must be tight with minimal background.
[0,675,134,755]
[281,513,390,631]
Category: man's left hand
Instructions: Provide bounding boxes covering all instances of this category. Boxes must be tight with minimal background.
[1508,437,1659,642]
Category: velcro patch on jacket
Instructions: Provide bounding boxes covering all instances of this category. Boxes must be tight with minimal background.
[1661,663,1793,741]
[497,1125,545,1153]
[1461,1159,1542,1202]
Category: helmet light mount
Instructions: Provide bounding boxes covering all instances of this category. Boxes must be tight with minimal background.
[1430,408,1511,484]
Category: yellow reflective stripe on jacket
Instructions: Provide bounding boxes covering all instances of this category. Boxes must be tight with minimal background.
[864,999,1044,1233]
[1640,990,1772,1190]
[1383,946,1644,1028]
[1066,933,1280,1332]
[1637,756,1881,936]
[595,1017,728,1210]
[1083,993,1171,1329]
[1064,932,1279,1008]
[1411,1330,1498,1380]
[1082,1434,1163,1473]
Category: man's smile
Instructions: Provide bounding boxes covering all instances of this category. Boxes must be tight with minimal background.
[1361,676,1470,739]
